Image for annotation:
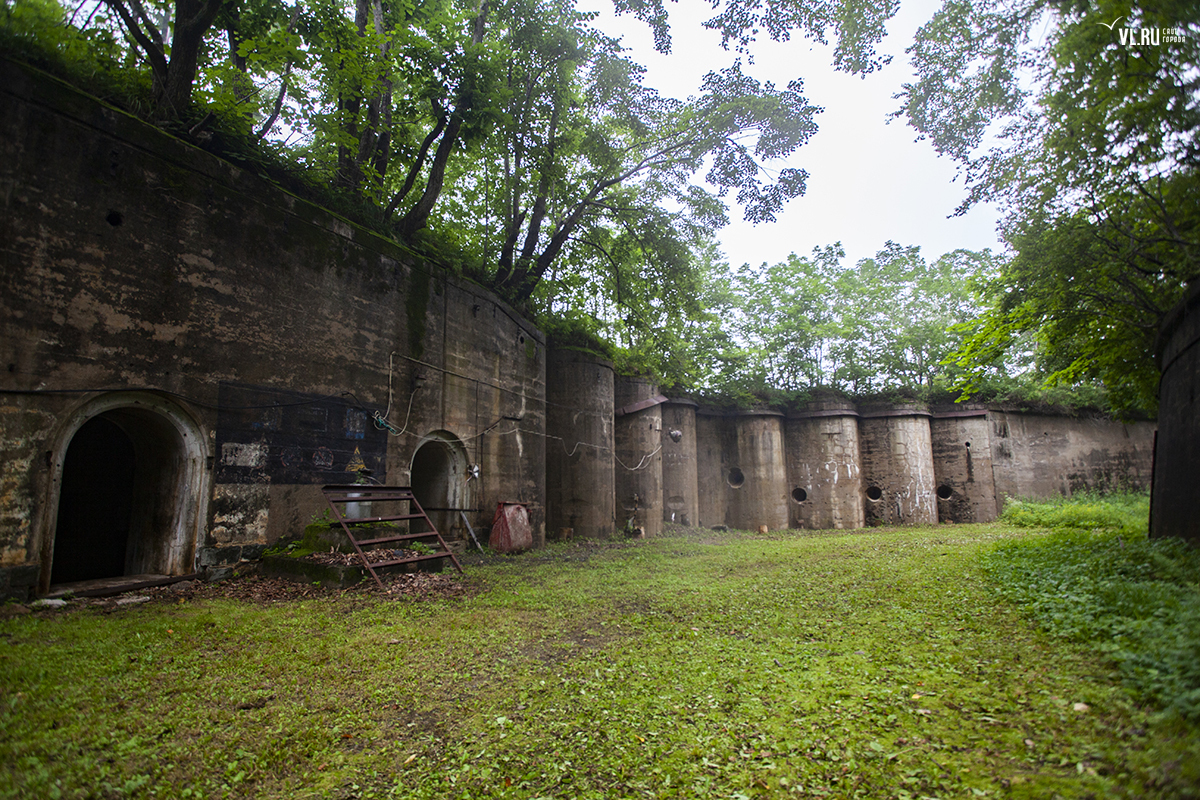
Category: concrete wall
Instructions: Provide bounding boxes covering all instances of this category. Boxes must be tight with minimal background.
[695,412,731,529]
[785,400,864,529]
[661,400,699,527]
[613,377,662,536]
[858,405,937,526]
[930,410,998,523]
[1153,281,1200,543]
[989,412,1155,506]
[0,58,545,598]
[545,348,614,539]
[728,412,789,531]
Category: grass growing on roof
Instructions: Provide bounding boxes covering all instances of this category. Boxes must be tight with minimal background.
[2,521,1198,799]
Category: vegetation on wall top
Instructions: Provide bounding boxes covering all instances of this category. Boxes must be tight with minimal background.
[3,0,1193,419]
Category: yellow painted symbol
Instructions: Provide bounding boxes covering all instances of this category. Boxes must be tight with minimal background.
[346,447,367,473]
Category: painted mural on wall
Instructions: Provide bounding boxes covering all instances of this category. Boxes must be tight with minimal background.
[215,383,387,484]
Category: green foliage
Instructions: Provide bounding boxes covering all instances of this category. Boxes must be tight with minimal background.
[725,242,1002,395]
[999,492,1149,538]
[538,313,617,362]
[1,0,153,112]
[899,0,1200,415]
[984,493,1200,720]
[612,0,899,76]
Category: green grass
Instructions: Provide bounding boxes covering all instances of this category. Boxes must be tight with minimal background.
[2,520,1198,799]
[985,492,1200,722]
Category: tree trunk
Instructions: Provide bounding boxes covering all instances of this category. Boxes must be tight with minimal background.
[154,0,225,122]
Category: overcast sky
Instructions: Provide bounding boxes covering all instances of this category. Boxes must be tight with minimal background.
[582,0,1008,269]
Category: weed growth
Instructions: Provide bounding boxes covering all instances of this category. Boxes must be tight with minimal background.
[3,523,1198,798]
[984,493,1200,721]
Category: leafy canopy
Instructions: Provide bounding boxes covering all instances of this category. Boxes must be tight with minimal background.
[896,0,1200,414]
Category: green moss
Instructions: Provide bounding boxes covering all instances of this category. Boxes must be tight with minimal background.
[406,264,432,360]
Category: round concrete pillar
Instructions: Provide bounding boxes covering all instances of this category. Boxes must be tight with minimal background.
[545,348,615,539]
[930,407,998,524]
[858,402,937,526]
[785,398,864,530]
[728,411,789,531]
[695,410,730,529]
[661,399,699,527]
[614,376,663,536]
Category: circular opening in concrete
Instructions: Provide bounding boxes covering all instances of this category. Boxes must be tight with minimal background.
[936,484,954,500]
[866,486,883,502]
[727,467,745,488]
[792,487,808,503]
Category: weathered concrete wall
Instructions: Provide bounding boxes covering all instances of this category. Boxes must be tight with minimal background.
[930,410,998,524]
[545,348,615,539]
[1153,281,1200,543]
[695,411,731,528]
[613,376,662,536]
[661,399,699,527]
[785,399,864,530]
[988,412,1155,506]
[728,412,789,531]
[859,404,937,526]
[0,58,545,597]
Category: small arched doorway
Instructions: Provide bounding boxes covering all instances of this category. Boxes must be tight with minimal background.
[44,394,208,593]
[52,415,137,583]
[409,431,469,541]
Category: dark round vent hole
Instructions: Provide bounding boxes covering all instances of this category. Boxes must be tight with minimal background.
[792,487,808,503]
[936,485,954,500]
[866,486,883,502]
[727,467,745,488]
[105,210,124,226]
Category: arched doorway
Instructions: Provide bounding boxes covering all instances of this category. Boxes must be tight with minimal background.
[409,431,469,541]
[43,394,208,593]
[52,415,137,583]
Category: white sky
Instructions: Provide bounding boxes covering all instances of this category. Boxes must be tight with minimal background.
[582,0,1007,268]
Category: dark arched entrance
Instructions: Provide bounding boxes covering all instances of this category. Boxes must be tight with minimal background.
[45,396,208,593]
[52,416,136,583]
[410,432,469,540]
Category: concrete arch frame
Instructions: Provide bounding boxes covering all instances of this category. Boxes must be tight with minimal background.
[37,391,211,593]
[409,430,471,538]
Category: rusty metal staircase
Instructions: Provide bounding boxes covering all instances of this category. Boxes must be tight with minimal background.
[321,485,463,590]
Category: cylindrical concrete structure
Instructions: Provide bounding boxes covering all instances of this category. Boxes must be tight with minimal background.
[728,411,789,531]
[545,348,615,539]
[695,410,731,529]
[661,399,699,527]
[858,402,937,526]
[785,398,864,530]
[930,408,999,524]
[614,375,663,536]
[1152,281,1200,544]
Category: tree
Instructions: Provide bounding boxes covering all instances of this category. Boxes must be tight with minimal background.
[896,0,1200,413]
[611,0,898,75]
[433,0,823,305]
[101,0,226,120]
[38,0,909,366]
[730,243,998,394]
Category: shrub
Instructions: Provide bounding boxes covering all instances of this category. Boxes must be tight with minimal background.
[984,493,1200,719]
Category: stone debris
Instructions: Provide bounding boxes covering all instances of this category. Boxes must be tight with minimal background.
[114,596,151,605]
[31,598,68,609]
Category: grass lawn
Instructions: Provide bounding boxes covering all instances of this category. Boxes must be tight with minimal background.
[2,519,1198,799]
